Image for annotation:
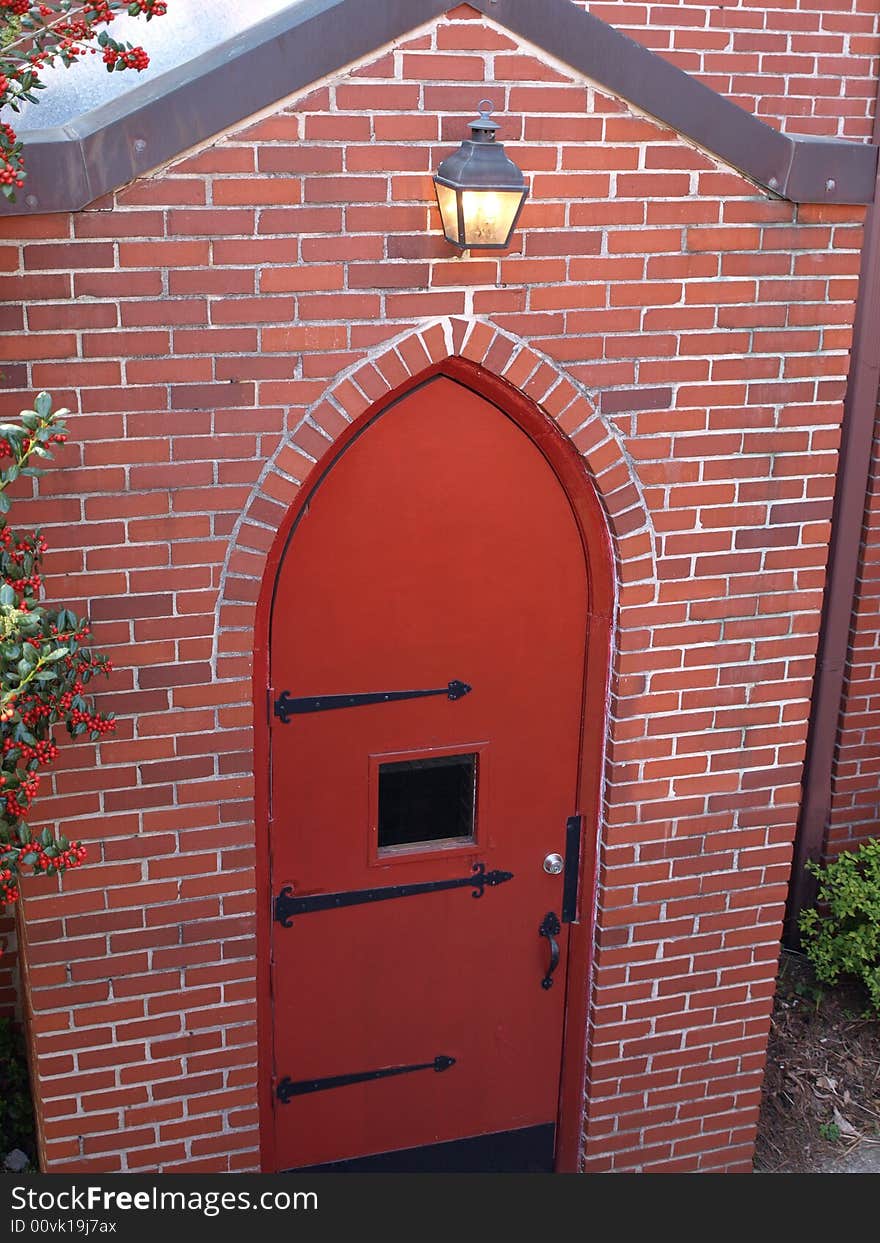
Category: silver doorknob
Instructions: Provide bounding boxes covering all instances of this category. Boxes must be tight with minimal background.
[543,853,564,875]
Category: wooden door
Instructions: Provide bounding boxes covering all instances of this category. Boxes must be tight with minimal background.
[268,373,590,1171]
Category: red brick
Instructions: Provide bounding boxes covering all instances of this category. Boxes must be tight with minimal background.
[24,242,115,270]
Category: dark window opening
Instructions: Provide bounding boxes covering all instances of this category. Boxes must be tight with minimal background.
[378,753,477,850]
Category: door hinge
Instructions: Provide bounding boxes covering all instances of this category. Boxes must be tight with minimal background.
[272,679,471,723]
[274,860,513,927]
[276,1055,456,1103]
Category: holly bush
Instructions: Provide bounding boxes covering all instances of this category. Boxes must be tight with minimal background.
[0,392,114,907]
[0,4,161,901]
[799,837,880,1016]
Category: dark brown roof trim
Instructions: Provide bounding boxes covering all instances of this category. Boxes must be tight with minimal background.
[480,0,876,206]
[784,79,880,944]
[1,0,875,216]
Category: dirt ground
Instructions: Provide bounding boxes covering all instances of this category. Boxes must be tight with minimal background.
[754,948,880,1174]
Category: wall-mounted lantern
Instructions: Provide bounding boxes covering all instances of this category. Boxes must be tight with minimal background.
[432,100,529,251]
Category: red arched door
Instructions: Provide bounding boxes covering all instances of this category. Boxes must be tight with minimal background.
[267,371,593,1172]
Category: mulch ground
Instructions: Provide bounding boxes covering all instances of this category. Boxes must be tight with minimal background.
[754,949,880,1173]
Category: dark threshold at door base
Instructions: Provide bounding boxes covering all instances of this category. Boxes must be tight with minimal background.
[286,1123,555,1173]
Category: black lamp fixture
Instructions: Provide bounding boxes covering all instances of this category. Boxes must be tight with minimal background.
[433,100,529,251]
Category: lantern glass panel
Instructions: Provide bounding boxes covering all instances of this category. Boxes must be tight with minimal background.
[434,182,461,244]
[460,189,524,248]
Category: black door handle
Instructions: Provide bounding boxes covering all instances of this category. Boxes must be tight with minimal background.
[539,911,561,989]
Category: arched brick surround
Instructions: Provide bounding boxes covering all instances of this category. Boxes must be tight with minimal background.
[231,315,652,1171]
[216,316,656,680]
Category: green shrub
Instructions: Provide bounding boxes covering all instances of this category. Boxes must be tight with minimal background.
[799,837,880,1016]
[0,1017,36,1163]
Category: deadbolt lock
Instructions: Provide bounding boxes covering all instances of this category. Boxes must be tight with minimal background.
[543,853,564,876]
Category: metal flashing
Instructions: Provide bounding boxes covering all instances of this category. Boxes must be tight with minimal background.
[1,0,875,215]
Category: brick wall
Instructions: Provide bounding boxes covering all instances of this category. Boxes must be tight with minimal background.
[578,0,880,140]
[0,4,869,1172]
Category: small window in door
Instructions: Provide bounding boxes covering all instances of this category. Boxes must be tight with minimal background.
[378,752,477,851]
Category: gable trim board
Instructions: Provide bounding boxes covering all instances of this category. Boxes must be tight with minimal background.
[1,0,876,217]
[786,85,880,942]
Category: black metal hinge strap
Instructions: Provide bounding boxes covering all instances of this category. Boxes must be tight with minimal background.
[274,861,513,927]
[276,1055,455,1103]
[273,679,471,722]
[562,814,583,924]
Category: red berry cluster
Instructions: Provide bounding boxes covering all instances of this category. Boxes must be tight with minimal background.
[82,0,117,19]
[0,840,86,905]
[5,570,42,595]
[0,527,44,553]
[3,735,58,766]
[0,431,65,461]
[102,44,149,70]
[0,122,24,191]
[0,871,19,905]
[0,526,47,600]
[70,706,115,735]
[3,770,39,819]
[31,840,87,875]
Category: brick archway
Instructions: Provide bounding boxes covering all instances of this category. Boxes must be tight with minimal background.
[215,316,656,675]
[242,319,656,1171]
